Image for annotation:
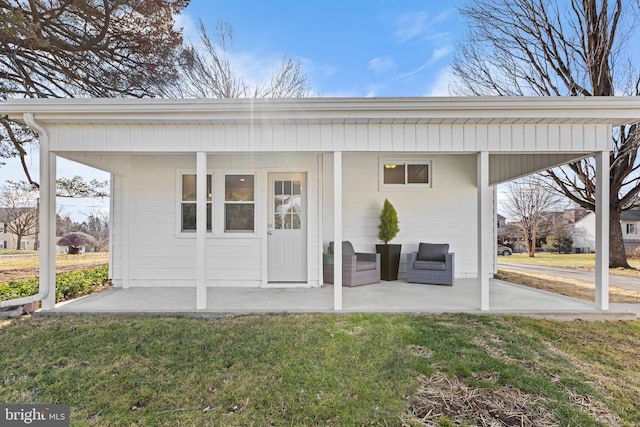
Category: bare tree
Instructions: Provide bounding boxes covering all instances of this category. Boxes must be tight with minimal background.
[0,0,189,186]
[161,20,312,99]
[502,178,564,257]
[452,0,640,267]
[56,213,74,237]
[77,210,110,252]
[0,181,38,250]
[56,176,109,199]
[543,216,574,253]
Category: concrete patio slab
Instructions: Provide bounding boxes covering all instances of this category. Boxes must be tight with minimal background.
[43,278,639,320]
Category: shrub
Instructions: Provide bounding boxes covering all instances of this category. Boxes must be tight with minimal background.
[378,199,400,244]
[0,265,109,303]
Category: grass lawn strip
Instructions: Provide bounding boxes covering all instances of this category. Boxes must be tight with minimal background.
[495,268,640,303]
[2,314,634,426]
[0,252,109,282]
[498,252,640,278]
[518,317,640,426]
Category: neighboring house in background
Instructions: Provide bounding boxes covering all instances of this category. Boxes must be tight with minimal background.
[571,210,596,253]
[498,209,585,253]
[55,245,95,254]
[496,214,507,245]
[563,207,590,226]
[0,210,38,250]
[1,96,632,312]
[570,208,640,254]
[620,209,640,254]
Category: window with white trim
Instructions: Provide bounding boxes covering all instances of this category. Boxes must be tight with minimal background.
[180,173,212,232]
[225,174,255,232]
[627,223,637,235]
[381,161,431,187]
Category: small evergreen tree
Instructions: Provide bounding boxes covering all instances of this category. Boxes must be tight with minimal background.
[378,199,399,244]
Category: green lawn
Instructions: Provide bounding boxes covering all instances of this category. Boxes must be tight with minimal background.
[1,314,638,426]
[499,252,640,276]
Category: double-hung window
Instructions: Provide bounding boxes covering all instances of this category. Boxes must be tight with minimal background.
[225,174,255,232]
[180,173,212,232]
[381,160,431,187]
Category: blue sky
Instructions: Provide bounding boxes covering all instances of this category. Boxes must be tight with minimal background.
[1,1,466,219]
[179,0,464,97]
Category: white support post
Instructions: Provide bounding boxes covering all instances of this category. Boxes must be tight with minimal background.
[333,151,343,311]
[196,152,207,310]
[121,175,130,288]
[595,151,610,310]
[41,146,57,309]
[477,152,491,311]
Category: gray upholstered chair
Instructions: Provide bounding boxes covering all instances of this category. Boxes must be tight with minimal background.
[323,241,381,287]
[406,243,455,286]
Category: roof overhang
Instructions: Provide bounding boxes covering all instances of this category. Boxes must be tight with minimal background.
[2,96,640,126]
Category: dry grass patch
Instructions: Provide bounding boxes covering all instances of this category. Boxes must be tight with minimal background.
[404,371,557,426]
[496,268,640,303]
[499,253,640,278]
[517,318,640,425]
[0,252,109,282]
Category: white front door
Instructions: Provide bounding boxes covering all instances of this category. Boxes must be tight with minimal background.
[267,172,307,282]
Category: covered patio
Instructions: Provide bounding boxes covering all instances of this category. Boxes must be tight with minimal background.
[3,97,640,316]
[46,279,637,320]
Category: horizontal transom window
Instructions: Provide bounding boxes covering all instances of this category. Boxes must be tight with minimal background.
[381,161,431,187]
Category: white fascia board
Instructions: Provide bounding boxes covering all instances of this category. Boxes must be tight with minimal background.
[2,96,640,126]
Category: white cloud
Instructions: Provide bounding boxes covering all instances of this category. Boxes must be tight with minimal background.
[430,45,453,63]
[365,83,385,97]
[393,10,453,43]
[425,67,455,96]
[173,12,198,43]
[368,57,397,75]
[226,51,281,89]
[394,11,430,43]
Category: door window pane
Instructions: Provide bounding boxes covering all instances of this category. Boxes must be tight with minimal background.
[274,180,302,230]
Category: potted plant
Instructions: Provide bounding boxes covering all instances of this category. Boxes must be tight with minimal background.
[376,199,401,280]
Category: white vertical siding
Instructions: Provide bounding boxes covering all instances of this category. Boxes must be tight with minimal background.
[48,123,612,153]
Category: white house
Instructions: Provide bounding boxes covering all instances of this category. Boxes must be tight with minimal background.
[2,96,638,313]
[620,209,640,254]
[574,208,640,254]
[0,210,38,250]
[571,211,597,253]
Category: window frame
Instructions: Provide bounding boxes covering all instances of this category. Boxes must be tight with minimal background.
[379,159,432,188]
[177,170,213,234]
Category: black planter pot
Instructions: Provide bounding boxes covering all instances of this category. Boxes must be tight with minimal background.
[376,244,402,281]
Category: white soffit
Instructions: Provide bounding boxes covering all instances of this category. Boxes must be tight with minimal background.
[489,153,592,185]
